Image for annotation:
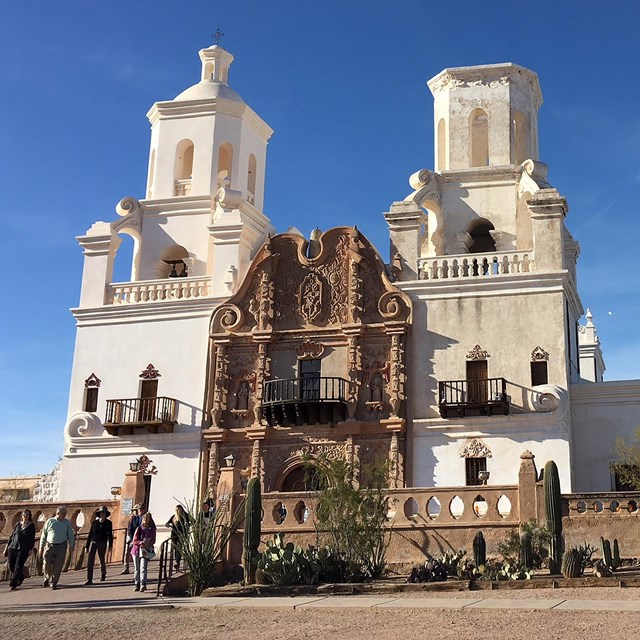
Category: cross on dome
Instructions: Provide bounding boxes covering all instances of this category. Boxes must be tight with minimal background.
[212,26,224,46]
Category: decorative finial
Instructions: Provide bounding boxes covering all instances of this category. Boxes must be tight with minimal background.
[212,26,224,46]
[586,307,594,327]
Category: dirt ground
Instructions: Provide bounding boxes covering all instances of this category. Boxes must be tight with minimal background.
[5,589,640,640]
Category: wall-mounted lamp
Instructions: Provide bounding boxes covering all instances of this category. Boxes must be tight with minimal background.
[129,460,142,473]
[478,470,490,486]
[224,453,237,468]
[110,486,122,496]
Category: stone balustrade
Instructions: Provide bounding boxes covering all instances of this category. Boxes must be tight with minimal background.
[258,485,519,533]
[418,250,534,281]
[109,276,211,304]
[0,500,123,580]
[562,492,640,556]
[565,492,640,516]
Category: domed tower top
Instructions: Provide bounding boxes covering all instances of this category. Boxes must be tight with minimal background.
[427,63,542,172]
[173,44,244,103]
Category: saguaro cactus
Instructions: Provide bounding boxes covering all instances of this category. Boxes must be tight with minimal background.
[544,460,563,574]
[561,548,582,578]
[473,531,486,568]
[601,536,613,568]
[613,539,621,570]
[243,476,262,585]
[520,530,533,568]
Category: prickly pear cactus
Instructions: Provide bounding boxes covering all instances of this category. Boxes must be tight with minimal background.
[473,531,486,568]
[561,548,582,578]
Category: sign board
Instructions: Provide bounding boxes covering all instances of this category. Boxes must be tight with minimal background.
[121,497,133,516]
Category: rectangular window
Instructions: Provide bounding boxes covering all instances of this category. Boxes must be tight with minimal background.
[84,387,99,413]
[465,457,487,486]
[530,361,548,387]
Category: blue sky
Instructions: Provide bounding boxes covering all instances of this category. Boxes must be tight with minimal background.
[1,1,639,476]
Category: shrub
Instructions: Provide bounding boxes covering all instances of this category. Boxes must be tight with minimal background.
[173,496,244,596]
[496,519,551,569]
[310,457,390,580]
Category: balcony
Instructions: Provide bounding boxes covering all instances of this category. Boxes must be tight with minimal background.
[438,378,509,418]
[262,377,348,427]
[418,250,534,281]
[108,276,211,305]
[104,397,177,435]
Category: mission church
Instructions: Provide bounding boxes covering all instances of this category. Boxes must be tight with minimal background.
[56,39,640,516]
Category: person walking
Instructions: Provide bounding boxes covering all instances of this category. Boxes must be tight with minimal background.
[84,506,114,585]
[3,509,36,590]
[121,503,144,575]
[38,506,75,590]
[131,512,156,592]
[166,504,190,571]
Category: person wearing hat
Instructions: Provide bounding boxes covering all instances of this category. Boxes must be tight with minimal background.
[84,506,113,585]
[122,503,145,575]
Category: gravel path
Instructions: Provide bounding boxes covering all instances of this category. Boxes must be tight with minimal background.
[3,607,638,640]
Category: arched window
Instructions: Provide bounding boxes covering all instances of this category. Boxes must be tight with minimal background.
[113,230,141,282]
[204,62,214,80]
[467,219,496,254]
[437,118,447,171]
[175,139,194,180]
[469,109,489,167]
[513,112,528,164]
[147,149,156,199]
[247,153,257,199]
[159,244,189,278]
[217,142,233,187]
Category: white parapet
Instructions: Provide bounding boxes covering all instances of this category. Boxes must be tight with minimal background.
[108,275,211,304]
[418,250,535,280]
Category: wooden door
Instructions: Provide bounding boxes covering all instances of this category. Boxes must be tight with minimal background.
[138,379,158,422]
[466,360,488,403]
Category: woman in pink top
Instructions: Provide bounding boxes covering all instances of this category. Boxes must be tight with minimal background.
[131,512,156,592]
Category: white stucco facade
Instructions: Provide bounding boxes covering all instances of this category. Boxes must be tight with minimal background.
[55,44,639,509]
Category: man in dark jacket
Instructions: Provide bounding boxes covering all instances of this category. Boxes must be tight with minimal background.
[84,506,114,585]
[3,509,36,590]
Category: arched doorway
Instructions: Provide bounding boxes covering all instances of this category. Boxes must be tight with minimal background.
[468,219,496,254]
[280,465,322,492]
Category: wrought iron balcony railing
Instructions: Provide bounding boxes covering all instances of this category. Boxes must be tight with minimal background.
[104,397,177,435]
[438,378,509,418]
[262,377,348,427]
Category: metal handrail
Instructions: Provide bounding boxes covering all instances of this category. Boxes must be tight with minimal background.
[104,397,177,425]
[156,537,175,597]
[263,377,348,405]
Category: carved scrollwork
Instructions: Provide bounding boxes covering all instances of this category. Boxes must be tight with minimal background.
[460,438,493,459]
[84,373,101,388]
[299,272,323,322]
[115,196,140,217]
[466,345,490,360]
[409,169,435,191]
[378,291,407,320]
[518,159,552,196]
[531,346,550,361]
[530,384,568,415]
[64,412,103,442]
[140,364,161,379]
[211,304,244,334]
[295,340,325,359]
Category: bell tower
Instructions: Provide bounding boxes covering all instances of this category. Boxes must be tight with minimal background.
[145,42,272,213]
[428,63,542,172]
